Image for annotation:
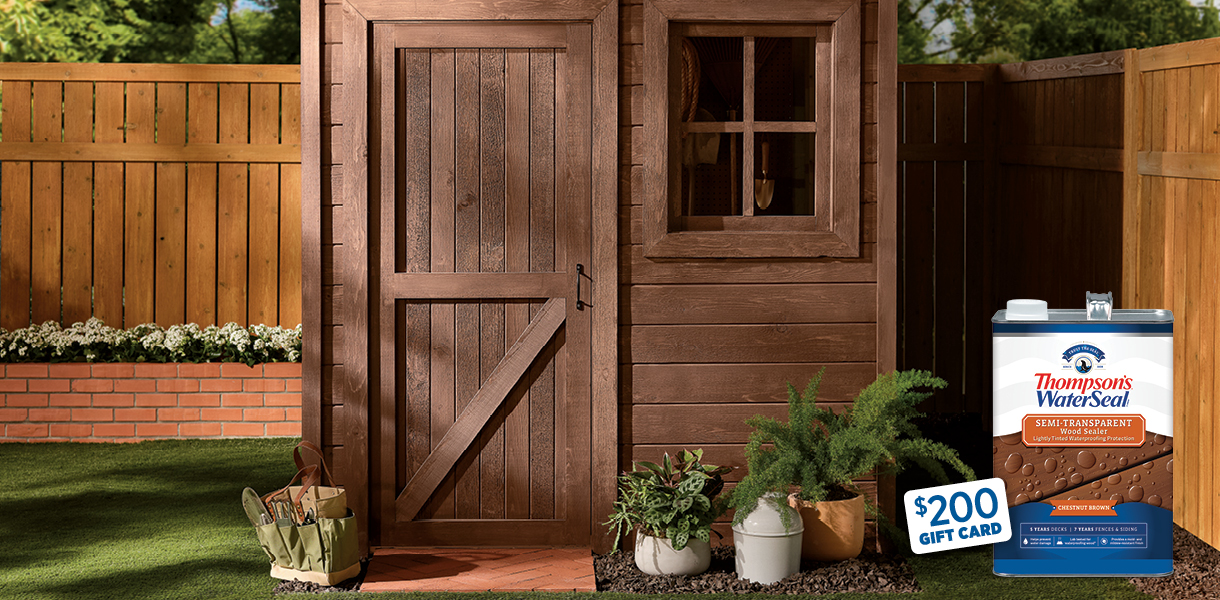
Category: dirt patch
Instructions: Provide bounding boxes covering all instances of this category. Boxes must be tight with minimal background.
[595,545,920,595]
[1129,524,1220,600]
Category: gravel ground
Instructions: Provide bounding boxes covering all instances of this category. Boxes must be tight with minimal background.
[272,558,367,595]
[1129,524,1220,600]
[594,544,920,595]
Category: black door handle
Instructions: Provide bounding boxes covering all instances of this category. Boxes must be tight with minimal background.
[576,264,592,310]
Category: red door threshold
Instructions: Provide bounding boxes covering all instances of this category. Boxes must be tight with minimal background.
[360,548,596,593]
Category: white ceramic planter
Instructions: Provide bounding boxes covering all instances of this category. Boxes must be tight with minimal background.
[732,492,803,584]
[634,533,712,576]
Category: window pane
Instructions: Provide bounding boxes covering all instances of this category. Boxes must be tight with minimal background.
[754,37,816,122]
[682,130,743,216]
[753,132,815,216]
[686,37,743,121]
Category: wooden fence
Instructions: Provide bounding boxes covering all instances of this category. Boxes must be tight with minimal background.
[1124,39,1220,551]
[0,63,302,330]
[898,51,1127,423]
[902,39,1220,549]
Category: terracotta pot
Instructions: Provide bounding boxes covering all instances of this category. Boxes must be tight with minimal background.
[634,533,711,576]
[788,492,865,561]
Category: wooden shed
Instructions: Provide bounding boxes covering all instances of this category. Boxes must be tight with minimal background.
[301,0,896,553]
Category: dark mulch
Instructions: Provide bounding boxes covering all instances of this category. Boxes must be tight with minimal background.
[1129,524,1220,600]
[272,558,369,595]
[595,545,920,595]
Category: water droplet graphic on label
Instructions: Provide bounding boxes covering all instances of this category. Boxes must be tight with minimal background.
[1055,478,1068,490]
[1107,474,1122,484]
[1144,461,1155,470]
[1021,463,1035,476]
[1000,433,1022,445]
[1077,451,1097,468]
[1147,495,1162,507]
[1099,462,1107,470]
[1154,434,1166,445]
[1132,473,1141,482]
[1044,458,1057,472]
[1110,494,1124,505]
[1119,457,1128,467]
[1005,454,1023,473]
[1035,448,1043,454]
[1025,483,1034,492]
[1015,493,1029,505]
[1091,480,1103,489]
[1167,459,1173,473]
[1070,473,1084,485]
[1033,490,1043,500]
[1129,485,1144,501]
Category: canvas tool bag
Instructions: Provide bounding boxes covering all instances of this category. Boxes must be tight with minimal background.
[249,461,359,584]
[262,440,347,519]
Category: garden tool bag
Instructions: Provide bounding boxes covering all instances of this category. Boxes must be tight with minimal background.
[253,506,360,585]
[262,440,347,519]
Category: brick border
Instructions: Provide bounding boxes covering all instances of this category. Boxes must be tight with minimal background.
[0,363,302,442]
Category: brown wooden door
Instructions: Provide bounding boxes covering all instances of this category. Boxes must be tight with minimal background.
[372,22,593,547]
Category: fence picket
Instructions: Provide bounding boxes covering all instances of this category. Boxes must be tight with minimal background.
[62,81,94,324]
[31,81,62,324]
[218,82,250,326]
[280,84,303,327]
[0,81,32,330]
[125,82,157,327]
[249,83,281,326]
[187,82,220,326]
[93,82,126,327]
[156,82,188,326]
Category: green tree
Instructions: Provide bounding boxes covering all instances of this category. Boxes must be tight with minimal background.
[0,0,300,64]
[189,0,301,64]
[900,0,1220,64]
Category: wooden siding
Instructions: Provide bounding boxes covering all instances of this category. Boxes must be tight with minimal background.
[0,64,302,330]
[1126,39,1220,550]
[618,0,896,540]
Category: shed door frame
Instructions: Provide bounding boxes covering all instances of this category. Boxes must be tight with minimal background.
[331,0,618,553]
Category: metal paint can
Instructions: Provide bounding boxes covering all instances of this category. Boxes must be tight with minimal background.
[992,293,1173,576]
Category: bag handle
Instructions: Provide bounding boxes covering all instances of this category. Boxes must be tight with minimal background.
[262,464,322,506]
[293,440,340,489]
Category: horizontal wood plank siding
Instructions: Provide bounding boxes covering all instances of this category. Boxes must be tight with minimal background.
[617,0,893,543]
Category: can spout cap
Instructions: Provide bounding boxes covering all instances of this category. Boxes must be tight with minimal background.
[1006,299,1048,320]
[1086,291,1113,320]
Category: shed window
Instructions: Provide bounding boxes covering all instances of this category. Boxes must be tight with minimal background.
[643,1,861,258]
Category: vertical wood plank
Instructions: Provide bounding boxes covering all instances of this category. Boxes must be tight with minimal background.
[187,82,220,326]
[218,83,250,325]
[425,48,458,520]
[1198,177,1215,546]
[504,48,532,520]
[340,4,371,554]
[0,81,32,329]
[250,83,281,326]
[479,48,507,520]
[300,0,322,452]
[530,49,557,519]
[124,82,157,327]
[155,82,188,326]
[280,83,303,327]
[400,49,433,492]
[62,81,94,324]
[31,81,63,324]
[453,48,482,519]
[934,81,964,410]
[902,82,935,404]
[93,82,125,327]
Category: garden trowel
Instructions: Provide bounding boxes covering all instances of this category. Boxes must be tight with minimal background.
[755,141,774,210]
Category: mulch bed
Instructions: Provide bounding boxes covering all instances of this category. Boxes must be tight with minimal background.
[594,545,920,595]
[1129,524,1220,600]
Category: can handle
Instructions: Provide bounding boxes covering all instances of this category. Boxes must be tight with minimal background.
[1086,291,1113,320]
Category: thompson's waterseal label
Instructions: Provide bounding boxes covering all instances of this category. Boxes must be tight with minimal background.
[992,302,1173,577]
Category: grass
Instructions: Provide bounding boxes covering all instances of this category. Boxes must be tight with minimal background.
[0,439,1155,600]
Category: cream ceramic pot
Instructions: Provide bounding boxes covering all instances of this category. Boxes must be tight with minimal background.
[634,533,712,576]
[731,493,803,584]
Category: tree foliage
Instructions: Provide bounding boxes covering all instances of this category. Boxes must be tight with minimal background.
[900,0,1220,64]
[0,0,300,64]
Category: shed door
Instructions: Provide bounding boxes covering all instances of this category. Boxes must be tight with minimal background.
[373,22,593,546]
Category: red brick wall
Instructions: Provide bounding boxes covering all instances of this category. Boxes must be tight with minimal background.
[0,363,302,442]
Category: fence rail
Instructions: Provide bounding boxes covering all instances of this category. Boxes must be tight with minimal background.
[0,63,302,330]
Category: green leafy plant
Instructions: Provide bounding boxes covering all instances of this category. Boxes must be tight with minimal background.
[605,449,732,552]
[729,369,976,527]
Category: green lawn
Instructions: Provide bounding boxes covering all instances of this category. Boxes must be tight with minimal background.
[0,439,1154,600]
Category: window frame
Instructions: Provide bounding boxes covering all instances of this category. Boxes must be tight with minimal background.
[643,0,861,258]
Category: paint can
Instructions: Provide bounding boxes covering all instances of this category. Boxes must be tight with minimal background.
[992,293,1173,576]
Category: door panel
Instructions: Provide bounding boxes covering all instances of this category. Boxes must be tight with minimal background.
[374,21,592,547]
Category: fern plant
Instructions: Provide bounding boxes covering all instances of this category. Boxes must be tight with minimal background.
[728,369,976,527]
[605,449,732,552]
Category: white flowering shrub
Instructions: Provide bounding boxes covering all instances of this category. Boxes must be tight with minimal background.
[0,318,302,365]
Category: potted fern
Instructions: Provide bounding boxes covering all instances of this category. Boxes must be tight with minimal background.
[605,449,731,576]
[729,369,976,566]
